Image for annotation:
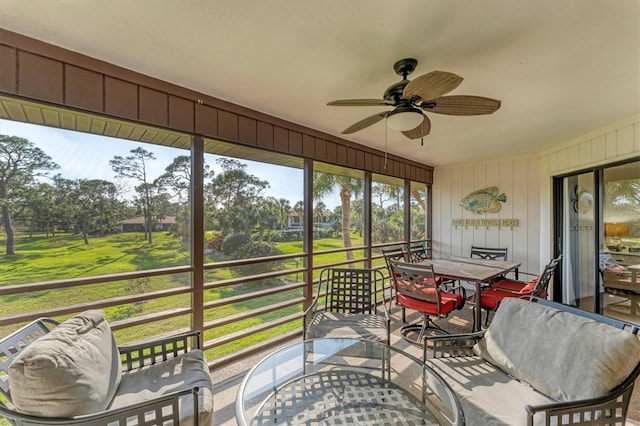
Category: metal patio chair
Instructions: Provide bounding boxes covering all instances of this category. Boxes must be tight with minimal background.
[389,261,466,344]
[303,268,390,345]
[473,255,562,329]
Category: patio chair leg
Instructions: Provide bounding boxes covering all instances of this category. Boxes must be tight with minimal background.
[400,313,448,346]
[484,309,492,327]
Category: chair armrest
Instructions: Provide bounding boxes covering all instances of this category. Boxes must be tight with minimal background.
[424,330,486,360]
[525,377,636,426]
[302,300,318,337]
[0,387,199,426]
[118,330,201,371]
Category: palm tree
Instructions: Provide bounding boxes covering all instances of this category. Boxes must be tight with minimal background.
[313,172,363,261]
[277,198,291,231]
[313,201,327,229]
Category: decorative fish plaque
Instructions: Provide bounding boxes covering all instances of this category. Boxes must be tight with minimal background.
[460,186,507,214]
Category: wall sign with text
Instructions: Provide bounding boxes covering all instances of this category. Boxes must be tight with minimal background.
[452,218,520,228]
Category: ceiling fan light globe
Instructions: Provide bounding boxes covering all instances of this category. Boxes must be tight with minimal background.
[387,110,423,131]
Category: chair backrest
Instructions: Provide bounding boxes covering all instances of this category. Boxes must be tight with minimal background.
[470,245,508,261]
[318,268,384,314]
[389,261,445,309]
[531,255,562,296]
[0,318,59,400]
[381,246,408,277]
[406,242,431,262]
[599,250,625,271]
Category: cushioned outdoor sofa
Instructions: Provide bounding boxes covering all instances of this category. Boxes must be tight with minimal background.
[0,310,213,425]
[424,297,640,426]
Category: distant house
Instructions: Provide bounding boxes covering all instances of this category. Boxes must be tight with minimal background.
[288,211,336,230]
[119,216,177,232]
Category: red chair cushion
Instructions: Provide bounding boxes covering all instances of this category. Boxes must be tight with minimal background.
[478,287,546,310]
[491,276,539,292]
[397,291,463,315]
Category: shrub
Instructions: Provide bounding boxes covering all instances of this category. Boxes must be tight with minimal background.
[222,233,251,256]
[206,234,225,252]
[111,304,143,321]
[230,241,283,276]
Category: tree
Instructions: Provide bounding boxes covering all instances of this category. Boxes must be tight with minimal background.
[0,135,59,255]
[313,201,327,228]
[276,198,291,231]
[205,158,269,235]
[22,182,56,238]
[110,147,156,243]
[71,179,119,244]
[313,172,363,262]
[155,155,213,242]
[254,197,280,242]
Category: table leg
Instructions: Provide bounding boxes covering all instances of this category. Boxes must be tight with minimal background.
[474,281,482,332]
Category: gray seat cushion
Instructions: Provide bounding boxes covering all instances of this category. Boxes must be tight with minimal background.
[429,356,554,426]
[110,349,214,426]
[305,312,388,342]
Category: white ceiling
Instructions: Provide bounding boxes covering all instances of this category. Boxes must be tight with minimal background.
[1,0,638,166]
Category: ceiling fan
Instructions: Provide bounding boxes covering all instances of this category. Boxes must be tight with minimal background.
[327,58,501,141]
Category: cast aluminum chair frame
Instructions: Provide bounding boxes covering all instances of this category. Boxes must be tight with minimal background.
[473,255,562,329]
[406,241,432,263]
[0,318,205,426]
[389,261,466,344]
[303,268,390,345]
[425,297,640,426]
[470,245,508,261]
[381,246,410,320]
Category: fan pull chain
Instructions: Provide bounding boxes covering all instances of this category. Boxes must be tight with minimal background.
[421,136,424,146]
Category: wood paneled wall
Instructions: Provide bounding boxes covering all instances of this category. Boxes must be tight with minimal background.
[433,158,541,275]
[433,115,640,277]
[0,28,432,183]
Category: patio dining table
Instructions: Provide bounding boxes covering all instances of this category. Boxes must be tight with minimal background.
[416,256,522,331]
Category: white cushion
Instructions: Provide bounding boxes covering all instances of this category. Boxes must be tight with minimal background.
[8,310,122,417]
[474,298,640,402]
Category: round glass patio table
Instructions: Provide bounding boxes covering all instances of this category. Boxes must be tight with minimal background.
[236,338,464,425]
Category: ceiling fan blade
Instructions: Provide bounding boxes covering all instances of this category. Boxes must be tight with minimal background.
[423,95,501,115]
[341,112,387,134]
[401,115,431,140]
[403,71,463,102]
[327,99,389,106]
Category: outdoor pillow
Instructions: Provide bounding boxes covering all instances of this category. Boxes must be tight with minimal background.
[9,309,122,417]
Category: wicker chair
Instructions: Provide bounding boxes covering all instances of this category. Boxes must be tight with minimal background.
[303,268,390,344]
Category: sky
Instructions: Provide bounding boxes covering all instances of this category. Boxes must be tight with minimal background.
[0,119,343,208]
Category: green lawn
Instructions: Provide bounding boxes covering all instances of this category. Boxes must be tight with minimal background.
[0,231,370,357]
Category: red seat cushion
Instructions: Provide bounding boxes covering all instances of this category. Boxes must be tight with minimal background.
[491,276,539,292]
[397,291,463,315]
[477,287,547,309]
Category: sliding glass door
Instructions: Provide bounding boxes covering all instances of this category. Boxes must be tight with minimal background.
[554,159,640,323]
[560,172,597,310]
